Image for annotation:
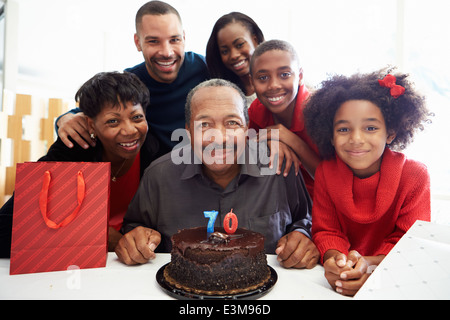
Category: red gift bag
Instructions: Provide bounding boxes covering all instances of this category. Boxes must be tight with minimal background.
[10,162,110,275]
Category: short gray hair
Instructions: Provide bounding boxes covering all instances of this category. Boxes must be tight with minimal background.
[185,78,248,126]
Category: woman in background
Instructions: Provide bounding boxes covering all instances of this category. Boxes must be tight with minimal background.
[206,12,264,107]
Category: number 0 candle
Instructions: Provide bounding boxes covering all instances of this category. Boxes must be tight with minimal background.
[224,209,238,234]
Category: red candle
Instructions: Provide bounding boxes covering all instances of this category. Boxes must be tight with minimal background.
[224,209,238,234]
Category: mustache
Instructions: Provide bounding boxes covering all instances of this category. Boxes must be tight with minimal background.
[202,142,238,153]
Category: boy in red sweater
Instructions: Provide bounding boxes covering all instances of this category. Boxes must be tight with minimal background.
[304,68,432,296]
[248,40,320,198]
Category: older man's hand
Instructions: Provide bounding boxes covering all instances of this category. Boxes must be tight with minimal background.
[275,231,320,269]
[115,226,161,265]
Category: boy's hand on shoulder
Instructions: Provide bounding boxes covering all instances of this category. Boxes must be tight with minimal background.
[269,141,300,177]
[275,231,319,269]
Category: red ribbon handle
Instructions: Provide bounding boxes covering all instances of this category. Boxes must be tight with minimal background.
[39,170,85,229]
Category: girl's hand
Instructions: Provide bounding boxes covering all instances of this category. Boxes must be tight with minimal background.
[335,250,370,297]
[323,250,352,291]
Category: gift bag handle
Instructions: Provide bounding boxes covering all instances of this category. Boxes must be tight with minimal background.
[39,170,86,229]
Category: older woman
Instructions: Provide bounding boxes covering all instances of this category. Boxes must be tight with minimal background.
[0,72,159,257]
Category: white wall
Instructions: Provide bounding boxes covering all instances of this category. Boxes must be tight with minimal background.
[7,0,407,99]
[4,0,450,222]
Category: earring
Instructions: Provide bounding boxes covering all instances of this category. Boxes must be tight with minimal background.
[90,133,96,141]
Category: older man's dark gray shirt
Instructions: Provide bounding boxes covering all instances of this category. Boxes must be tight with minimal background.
[122,145,312,254]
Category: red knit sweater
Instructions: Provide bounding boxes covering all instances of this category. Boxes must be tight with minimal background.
[312,148,431,263]
[248,85,318,197]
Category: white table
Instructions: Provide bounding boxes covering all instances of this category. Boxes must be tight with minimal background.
[0,253,348,300]
[4,221,448,300]
[355,220,450,300]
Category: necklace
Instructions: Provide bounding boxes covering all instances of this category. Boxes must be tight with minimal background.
[111,159,127,182]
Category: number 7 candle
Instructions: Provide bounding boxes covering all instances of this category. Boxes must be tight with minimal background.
[204,210,219,234]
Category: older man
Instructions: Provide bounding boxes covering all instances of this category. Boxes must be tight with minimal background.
[115,79,319,269]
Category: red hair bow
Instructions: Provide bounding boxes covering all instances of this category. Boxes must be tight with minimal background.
[378,74,405,98]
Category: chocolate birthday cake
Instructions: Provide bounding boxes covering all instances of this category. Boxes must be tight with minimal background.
[163,226,271,295]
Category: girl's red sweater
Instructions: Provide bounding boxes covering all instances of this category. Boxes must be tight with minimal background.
[312,148,431,263]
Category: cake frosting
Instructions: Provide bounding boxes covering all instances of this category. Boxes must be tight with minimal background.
[164,226,271,295]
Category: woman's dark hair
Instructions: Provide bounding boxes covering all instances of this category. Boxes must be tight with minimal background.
[303,67,431,159]
[206,12,264,92]
[75,71,150,118]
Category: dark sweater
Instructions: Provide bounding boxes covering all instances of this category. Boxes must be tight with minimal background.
[125,51,209,156]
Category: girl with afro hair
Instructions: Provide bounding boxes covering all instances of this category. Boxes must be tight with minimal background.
[303,67,432,296]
